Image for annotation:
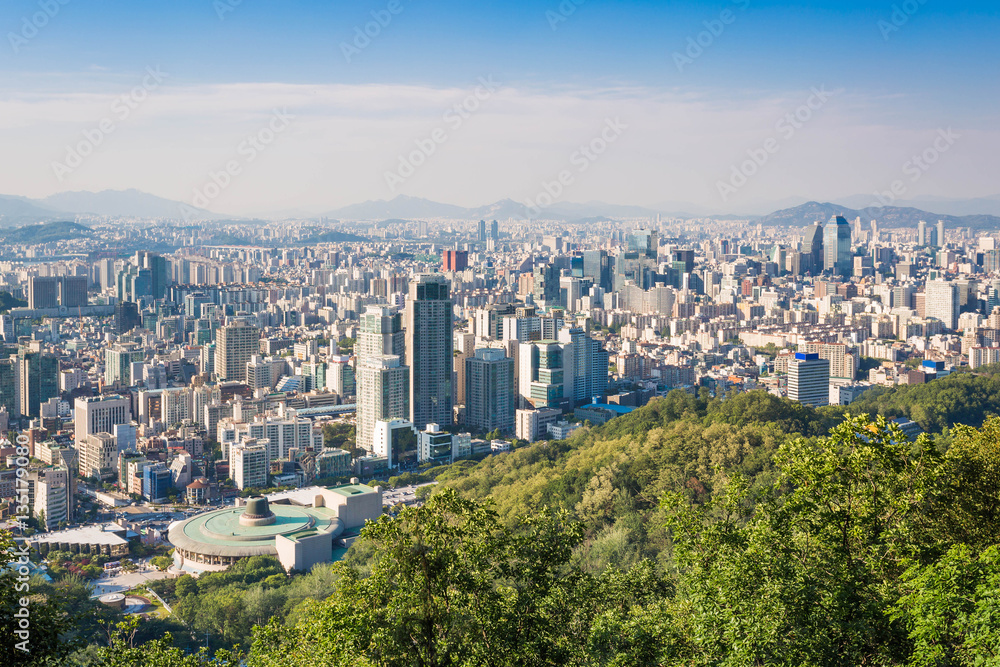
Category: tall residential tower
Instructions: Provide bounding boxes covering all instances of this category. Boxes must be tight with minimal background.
[405,275,453,430]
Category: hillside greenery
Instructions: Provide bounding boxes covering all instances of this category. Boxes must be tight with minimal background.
[13,369,1000,665]
[1,220,93,244]
[87,414,1000,665]
[844,364,1000,433]
[0,291,28,313]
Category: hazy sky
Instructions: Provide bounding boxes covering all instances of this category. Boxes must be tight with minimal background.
[1,0,998,216]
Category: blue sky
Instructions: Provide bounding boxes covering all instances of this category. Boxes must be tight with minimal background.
[1,0,998,215]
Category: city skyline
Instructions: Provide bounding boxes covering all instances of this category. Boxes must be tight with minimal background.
[5,3,1000,663]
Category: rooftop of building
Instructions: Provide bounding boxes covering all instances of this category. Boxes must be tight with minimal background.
[168,502,341,557]
[581,403,635,415]
[30,523,129,546]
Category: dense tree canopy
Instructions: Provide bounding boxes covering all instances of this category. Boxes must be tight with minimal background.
[25,379,1000,665]
[847,366,1000,432]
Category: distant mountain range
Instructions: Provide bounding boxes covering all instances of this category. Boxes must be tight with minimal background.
[831,194,1000,217]
[0,189,218,227]
[40,189,219,221]
[3,190,1000,233]
[0,195,63,227]
[760,201,1000,232]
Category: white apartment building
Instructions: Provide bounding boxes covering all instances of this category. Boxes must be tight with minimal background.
[232,441,269,490]
[74,395,131,441]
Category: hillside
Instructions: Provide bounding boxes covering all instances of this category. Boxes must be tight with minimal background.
[20,374,1000,665]
[845,364,1000,432]
[81,409,1000,666]
[420,372,1000,571]
[1,220,93,244]
[41,189,220,220]
[0,194,59,227]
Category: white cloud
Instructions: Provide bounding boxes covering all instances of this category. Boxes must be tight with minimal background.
[0,78,996,215]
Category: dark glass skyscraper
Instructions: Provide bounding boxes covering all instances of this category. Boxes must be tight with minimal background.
[803,222,824,275]
[114,301,140,335]
[18,342,58,417]
[823,215,852,278]
[405,274,453,430]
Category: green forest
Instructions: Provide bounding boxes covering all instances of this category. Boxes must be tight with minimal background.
[7,369,1000,665]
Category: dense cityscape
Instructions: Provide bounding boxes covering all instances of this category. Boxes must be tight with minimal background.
[0,210,990,551]
[4,0,1000,664]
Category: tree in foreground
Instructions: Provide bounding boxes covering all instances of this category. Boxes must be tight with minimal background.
[92,616,241,667]
[663,414,1000,666]
[247,489,681,667]
[1,528,89,666]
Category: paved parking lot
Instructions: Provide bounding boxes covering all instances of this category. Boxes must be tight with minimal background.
[382,482,437,508]
[90,561,172,598]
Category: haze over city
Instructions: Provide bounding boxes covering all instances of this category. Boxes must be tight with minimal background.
[2,0,999,216]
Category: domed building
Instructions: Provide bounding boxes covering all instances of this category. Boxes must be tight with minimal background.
[168,484,382,575]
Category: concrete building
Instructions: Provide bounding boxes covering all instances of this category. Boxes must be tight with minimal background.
[358,304,405,359]
[167,485,382,574]
[104,342,144,386]
[465,348,515,434]
[970,346,1000,369]
[215,319,260,382]
[74,395,131,442]
[405,275,454,430]
[356,355,409,454]
[246,355,285,390]
[925,280,958,330]
[802,341,857,380]
[453,331,476,407]
[27,466,73,530]
[788,352,830,407]
[326,355,355,397]
[515,407,562,442]
[29,524,130,557]
[356,305,408,452]
[79,432,117,481]
[232,441,269,490]
[558,325,610,404]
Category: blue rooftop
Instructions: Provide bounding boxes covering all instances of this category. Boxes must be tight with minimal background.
[588,403,635,414]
